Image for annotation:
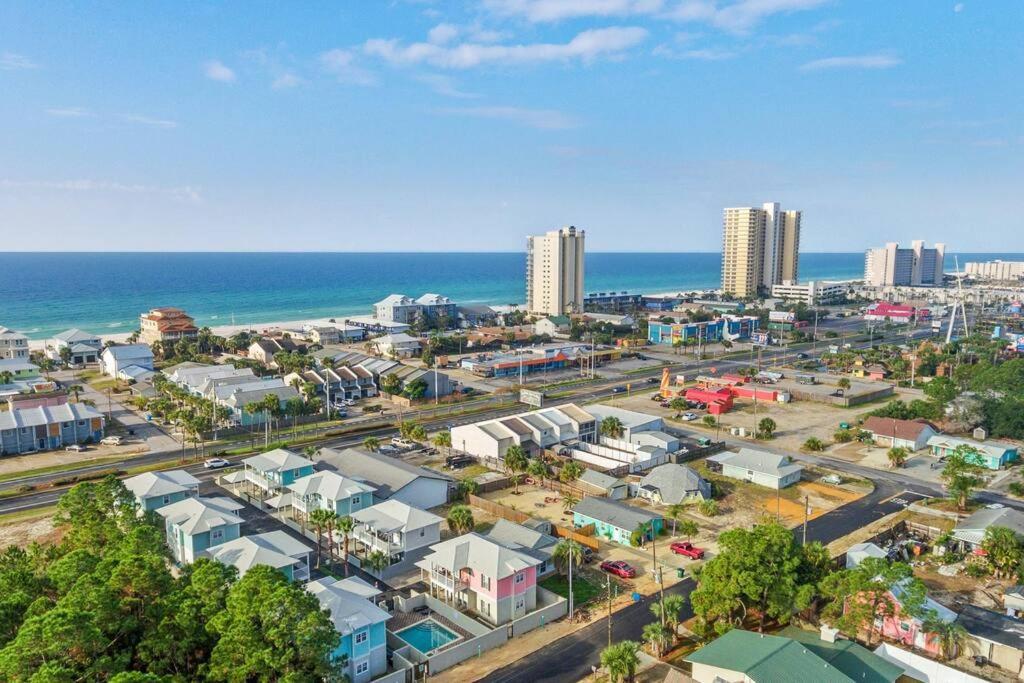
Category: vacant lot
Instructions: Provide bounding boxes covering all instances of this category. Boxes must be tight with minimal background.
[540,573,602,606]
[0,511,61,548]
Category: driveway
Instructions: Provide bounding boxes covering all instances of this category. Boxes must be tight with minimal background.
[70,378,180,455]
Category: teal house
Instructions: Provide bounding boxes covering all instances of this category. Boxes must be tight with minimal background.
[572,496,664,546]
[123,470,201,512]
[287,470,377,519]
[242,448,316,495]
[205,530,313,582]
[927,435,1019,470]
[157,496,244,564]
[306,576,391,683]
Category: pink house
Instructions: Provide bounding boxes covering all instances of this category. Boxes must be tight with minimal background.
[857,581,956,657]
[416,532,540,626]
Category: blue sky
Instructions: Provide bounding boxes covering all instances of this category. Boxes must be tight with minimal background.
[1,1,1021,252]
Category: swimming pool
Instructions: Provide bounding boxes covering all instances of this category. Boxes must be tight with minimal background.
[396,619,461,654]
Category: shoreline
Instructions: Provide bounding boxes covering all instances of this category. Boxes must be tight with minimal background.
[24,277,862,351]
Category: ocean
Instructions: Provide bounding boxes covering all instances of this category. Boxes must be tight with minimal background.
[0,252,1015,339]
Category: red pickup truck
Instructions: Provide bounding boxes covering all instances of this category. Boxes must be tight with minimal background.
[669,542,705,559]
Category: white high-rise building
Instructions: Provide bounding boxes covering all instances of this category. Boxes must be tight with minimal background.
[863,241,946,287]
[526,226,585,316]
[721,203,801,298]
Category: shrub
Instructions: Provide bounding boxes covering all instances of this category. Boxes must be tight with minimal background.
[803,437,826,452]
[833,429,854,443]
[965,562,990,578]
[1009,482,1024,498]
[698,499,719,517]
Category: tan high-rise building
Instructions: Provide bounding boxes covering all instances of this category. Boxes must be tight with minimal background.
[721,203,801,297]
[526,226,585,316]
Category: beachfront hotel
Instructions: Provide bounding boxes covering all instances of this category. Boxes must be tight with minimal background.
[721,203,800,298]
[526,225,585,316]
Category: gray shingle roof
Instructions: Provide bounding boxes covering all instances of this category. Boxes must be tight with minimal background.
[573,496,661,530]
[638,464,711,504]
[323,447,451,499]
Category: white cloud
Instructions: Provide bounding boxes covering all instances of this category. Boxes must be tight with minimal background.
[0,179,201,202]
[319,48,376,85]
[799,53,901,71]
[204,59,236,82]
[484,0,665,22]
[653,44,735,59]
[436,105,578,129]
[953,3,964,12]
[485,0,828,32]
[45,107,93,118]
[416,73,479,98]
[0,52,39,70]
[364,26,648,69]
[428,23,460,44]
[121,114,179,129]
[272,72,302,89]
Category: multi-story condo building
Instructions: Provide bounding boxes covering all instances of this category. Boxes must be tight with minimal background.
[139,307,199,345]
[526,226,585,316]
[770,280,845,305]
[965,260,1024,281]
[721,203,801,297]
[373,292,457,328]
[0,327,29,360]
[864,241,946,287]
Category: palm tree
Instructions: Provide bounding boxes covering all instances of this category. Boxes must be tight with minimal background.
[303,445,318,460]
[651,594,686,640]
[600,641,641,683]
[365,550,389,575]
[504,445,528,494]
[678,520,698,543]
[666,503,685,535]
[322,510,340,571]
[527,458,550,489]
[560,460,584,483]
[0,371,12,386]
[923,618,970,661]
[669,398,686,417]
[887,446,909,468]
[336,515,355,577]
[837,377,851,391]
[562,492,579,515]
[642,622,671,657]
[757,417,777,440]
[553,538,584,620]
[600,416,625,439]
[433,431,452,454]
[447,505,475,535]
[308,508,331,569]
[363,436,380,452]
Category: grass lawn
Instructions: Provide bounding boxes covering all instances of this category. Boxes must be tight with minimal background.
[540,573,602,605]
[0,456,130,484]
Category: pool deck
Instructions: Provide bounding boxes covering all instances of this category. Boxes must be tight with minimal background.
[389,611,475,655]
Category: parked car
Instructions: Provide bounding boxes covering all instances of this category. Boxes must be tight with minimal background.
[391,437,415,448]
[581,547,595,563]
[796,352,809,359]
[100,435,123,446]
[65,444,87,453]
[650,393,663,402]
[681,412,698,421]
[203,457,231,469]
[669,542,705,559]
[340,398,356,407]
[600,560,636,578]
[378,445,399,455]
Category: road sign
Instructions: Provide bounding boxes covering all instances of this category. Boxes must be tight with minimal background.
[519,389,544,408]
[752,332,771,347]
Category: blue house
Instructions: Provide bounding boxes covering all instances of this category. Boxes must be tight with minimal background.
[572,496,664,546]
[927,435,1019,470]
[157,496,244,564]
[242,448,316,495]
[205,530,313,582]
[287,470,376,519]
[306,576,391,683]
[123,469,201,512]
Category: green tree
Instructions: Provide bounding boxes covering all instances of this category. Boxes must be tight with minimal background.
[702,414,717,428]
[941,445,986,510]
[669,398,687,417]
[308,508,332,569]
[527,457,551,488]
[757,417,777,440]
[600,416,625,439]
[678,519,699,543]
[697,499,719,517]
[336,515,356,578]
[207,566,341,682]
[363,436,380,452]
[447,505,475,535]
[922,617,970,661]
[402,378,428,400]
[837,377,851,391]
[433,431,452,452]
[651,593,686,638]
[666,503,685,535]
[982,526,1022,579]
[600,641,641,683]
[504,446,528,494]
[642,621,671,657]
[380,373,401,396]
[803,437,826,452]
[560,460,584,483]
[561,492,579,514]
[887,446,909,468]
[820,557,923,646]
[365,551,389,574]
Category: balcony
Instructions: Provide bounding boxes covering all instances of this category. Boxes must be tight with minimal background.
[428,569,469,593]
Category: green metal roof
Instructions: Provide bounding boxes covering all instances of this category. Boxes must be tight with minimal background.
[686,628,902,683]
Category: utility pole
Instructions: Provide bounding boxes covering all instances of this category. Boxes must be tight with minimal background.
[652,524,666,628]
[607,573,613,648]
[802,495,810,545]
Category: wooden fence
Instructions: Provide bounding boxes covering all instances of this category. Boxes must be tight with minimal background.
[552,524,600,551]
[467,494,530,524]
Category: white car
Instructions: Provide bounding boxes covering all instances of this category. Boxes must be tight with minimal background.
[391,437,415,448]
[681,412,698,421]
[203,457,231,469]
[65,444,87,452]
[100,436,123,446]
[340,398,356,407]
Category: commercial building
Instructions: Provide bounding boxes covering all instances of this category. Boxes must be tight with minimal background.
[721,202,801,297]
[927,435,1018,470]
[139,307,198,344]
[770,280,846,305]
[863,302,920,324]
[863,241,946,287]
[647,315,759,345]
[583,290,643,312]
[526,225,585,316]
[965,260,1024,281]
[0,326,29,360]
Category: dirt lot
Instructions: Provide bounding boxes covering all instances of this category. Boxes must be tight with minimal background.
[0,513,61,548]
[0,443,148,477]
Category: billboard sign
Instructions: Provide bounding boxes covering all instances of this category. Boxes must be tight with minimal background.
[519,389,545,408]
[752,332,772,347]
[769,311,796,323]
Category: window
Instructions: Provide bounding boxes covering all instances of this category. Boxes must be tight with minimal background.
[351,496,360,506]
[480,574,491,590]
[211,528,224,542]
[355,661,369,675]
[162,496,171,505]
[515,572,525,584]
[515,597,525,610]
[480,602,490,616]
[355,630,368,644]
